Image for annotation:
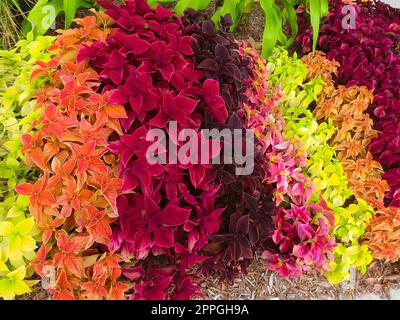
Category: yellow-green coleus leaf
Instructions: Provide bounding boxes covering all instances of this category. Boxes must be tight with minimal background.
[0,266,31,300]
[0,218,37,268]
[267,47,374,284]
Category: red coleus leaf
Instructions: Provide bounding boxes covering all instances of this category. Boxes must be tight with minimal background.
[153,227,175,248]
[29,148,47,171]
[202,79,228,124]
[76,0,238,300]
[160,205,191,227]
[151,91,198,128]
[15,183,33,195]
[189,165,205,188]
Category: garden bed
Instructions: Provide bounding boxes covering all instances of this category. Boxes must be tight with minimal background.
[1,0,400,301]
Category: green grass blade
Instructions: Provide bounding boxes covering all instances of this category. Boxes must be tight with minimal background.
[282,0,298,46]
[63,0,78,28]
[260,0,281,58]
[175,0,212,16]
[309,0,321,51]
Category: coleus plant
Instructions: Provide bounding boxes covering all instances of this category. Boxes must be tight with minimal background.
[267,47,373,284]
[184,10,335,280]
[301,53,400,264]
[78,0,228,299]
[0,34,55,300]
[182,12,278,280]
[296,0,400,208]
[147,0,328,57]
[147,0,212,16]
[78,1,333,295]
[16,12,129,300]
[301,52,387,210]
[296,0,400,263]
[239,45,335,278]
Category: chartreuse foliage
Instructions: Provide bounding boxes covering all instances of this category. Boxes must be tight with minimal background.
[241,45,335,278]
[267,47,373,284]
[0,33,55,299]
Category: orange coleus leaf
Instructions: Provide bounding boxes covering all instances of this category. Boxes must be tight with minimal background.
[43,229,53,245]
[84,206,113,243]
[30,59,59,81]
[99,253,123,282]
[20,11,125,300]
[104,104,128,119]
[63,254,85,278]
[43,142,61,161]
[35,245,48,265]
[92,262,108,286]
[15,183,33,195]
[108,281,129,300]
[16,176,56,206]
[51,270,76,300]
[29,147,47,171]
[51,157,76,177]
[89,219,112,244]
[56,232,86,254]
[75,15,97,28]
[38,190,56,206]
[81,281,108,300]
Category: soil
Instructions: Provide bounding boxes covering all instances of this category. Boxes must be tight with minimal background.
[18,259,400,300]
[202,259,400,300]
[234,2,265,42]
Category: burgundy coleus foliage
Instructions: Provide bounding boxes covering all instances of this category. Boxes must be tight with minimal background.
[79,0,228,299]
[183,12,251,117]
[182,13,282,280]
[123,265,202,300]
[296,0,400,206]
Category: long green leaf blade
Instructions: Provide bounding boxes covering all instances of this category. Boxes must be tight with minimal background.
[320,0,329,18]
[281,0,298,46]
[22,0,63,37]
[309,0,321,51]
[175,0,212,16]
[63,0,78,28]
[260,0,281,57]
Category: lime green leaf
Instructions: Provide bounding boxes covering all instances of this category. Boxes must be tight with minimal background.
[0,222,13,236]
[15,218,34,235]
